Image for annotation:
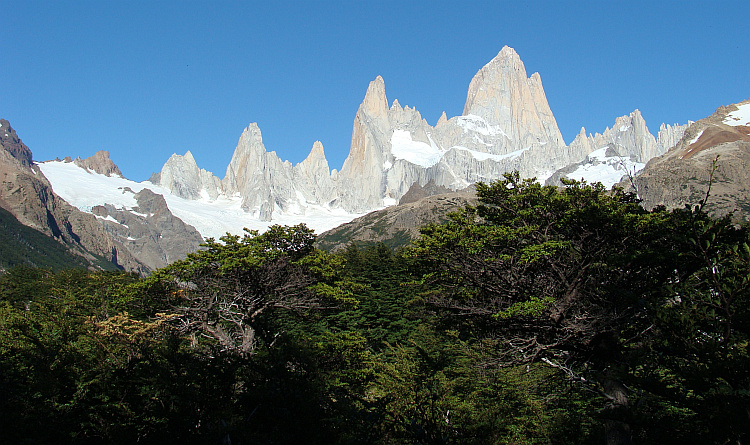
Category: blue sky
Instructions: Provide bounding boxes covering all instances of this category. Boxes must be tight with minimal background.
[2,1,748,181]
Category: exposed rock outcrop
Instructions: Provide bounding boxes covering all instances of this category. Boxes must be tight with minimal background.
[73,150,123,177]
[547,111,690,186]
[335,46,573,211]
[0,119,33,170]
[621,99,750,222]
[142,46,690,223]
[91,188,203,270]
[398,180,453,205]
[156,151,222,200]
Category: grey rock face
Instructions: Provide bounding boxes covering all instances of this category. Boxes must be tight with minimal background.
[462,46,565,153]
[0,119,33,170]
[150,46,689,221]
[221,124,338,221]
[223,123,296,220]
[92,188,203,270]
[156,151,222,200]
[293,141,337,206]
[546,111,690,186]
[335,47,572,212]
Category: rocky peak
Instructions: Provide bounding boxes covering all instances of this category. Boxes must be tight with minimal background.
[306,140,326,160]
[223,123,268,194]
[436,112,448,127]
[156,150,223,201]
[0,121,147,273]
[361,76,389,119]
[657,121,690,153]
[73,150,123,177]
[462,46,564,149]
[296,141,330,178]
[0,119,33,170]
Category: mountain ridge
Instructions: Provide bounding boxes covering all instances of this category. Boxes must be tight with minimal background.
[7,46,730,270]
[148,46,685,223]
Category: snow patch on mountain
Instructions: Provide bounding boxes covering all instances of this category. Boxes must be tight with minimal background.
[39,161,365,240]
[688,129,705,145]
[724,103,750,126]
[390,129,445,167]
[565,147,645,189]
[455,114,508,138]
[453,146,528,162]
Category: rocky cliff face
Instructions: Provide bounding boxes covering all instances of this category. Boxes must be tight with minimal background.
[156,151,223,200]
[91,188,203,270]
[224,123,302,220]
[149,46,580,218]
[462,46,565,157]
[334,46,575,211]
[622,99,750,222]
[0,119,33,170]
[0,120,148,274]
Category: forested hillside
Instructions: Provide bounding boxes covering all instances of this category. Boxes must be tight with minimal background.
[0,206,119,272]
[1,175,748,444]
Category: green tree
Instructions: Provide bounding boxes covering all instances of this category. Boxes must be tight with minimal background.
[146,224,349,357]
[407,172,750,444]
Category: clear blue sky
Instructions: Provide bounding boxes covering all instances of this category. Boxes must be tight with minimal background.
[2,1,748,181]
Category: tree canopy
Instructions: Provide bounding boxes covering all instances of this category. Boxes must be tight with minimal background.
[0,175,748,444]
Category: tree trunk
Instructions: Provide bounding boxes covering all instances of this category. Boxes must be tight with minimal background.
[603,378,631,445]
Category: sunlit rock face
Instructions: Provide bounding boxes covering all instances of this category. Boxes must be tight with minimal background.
[156,151,222,200]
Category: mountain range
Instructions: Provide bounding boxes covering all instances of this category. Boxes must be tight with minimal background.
[2,46,746,273]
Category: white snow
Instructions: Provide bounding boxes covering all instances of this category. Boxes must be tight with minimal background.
[587,147,611,162]
[39,161,366,240]
[688,129,705,145]
[455,114,508,138]
[566,148,645,189]
[383,160,393,170]
[95,214,125,226]
[128,210,150,218]
[390,129,446,168]
[619,125,629,132]
[382,197,398,207]
[453,146,529,162]
[724,103,750,126]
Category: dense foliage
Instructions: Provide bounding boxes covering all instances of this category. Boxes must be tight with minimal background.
[1,176,748,444]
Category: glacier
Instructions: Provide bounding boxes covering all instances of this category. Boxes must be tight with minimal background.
[39,160,365,240]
